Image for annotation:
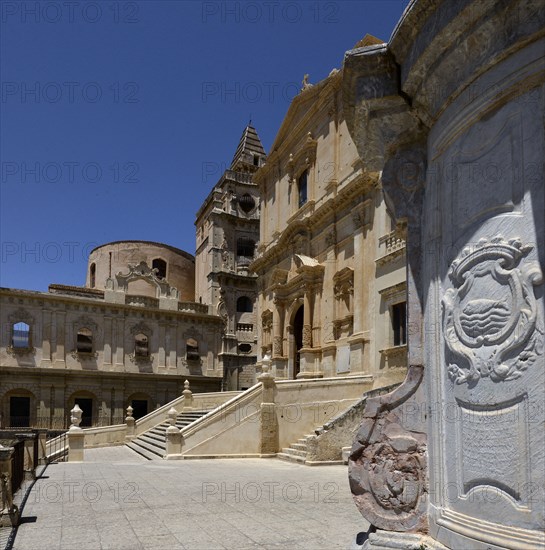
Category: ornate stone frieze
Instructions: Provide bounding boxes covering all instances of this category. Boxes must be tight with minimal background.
[443,237,543,385]
[349,366,427,532]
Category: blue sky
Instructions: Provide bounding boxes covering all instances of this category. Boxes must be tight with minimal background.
[0,0,409,291]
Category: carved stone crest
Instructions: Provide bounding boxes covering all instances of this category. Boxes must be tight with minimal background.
[443,237,543,385]
[349,366,427,532]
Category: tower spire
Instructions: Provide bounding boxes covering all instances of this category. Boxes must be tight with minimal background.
[230,123,266,172]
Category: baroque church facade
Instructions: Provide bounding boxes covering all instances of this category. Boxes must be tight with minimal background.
[251,35,407,388]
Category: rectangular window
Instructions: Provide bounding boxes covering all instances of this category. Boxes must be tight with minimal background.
[298,170,308,208]
[391,302,407,346]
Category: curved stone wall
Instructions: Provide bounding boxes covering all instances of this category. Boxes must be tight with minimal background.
[86,241,195,301]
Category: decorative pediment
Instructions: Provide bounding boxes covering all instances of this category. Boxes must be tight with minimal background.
[286,132,318,182]
[112,261,179,299]
[129,321,152,337]
[8,308,35,325]
[72,315,98,332]
[294,254,319,270]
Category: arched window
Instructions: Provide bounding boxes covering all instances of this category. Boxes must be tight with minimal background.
[134,333,149,358]
[89,263,96,288]
[186,338,199,361]
[12,322,30,348]
[236,296,253,313]
[76,328,93,354]
[298,169,308,208]
[237,237,255,258]
[152,258,167,279]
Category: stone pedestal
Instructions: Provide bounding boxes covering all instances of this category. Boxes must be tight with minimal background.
[182,380,193,410]
[258,355,278,454]
[0,446,20,528]
[165,426,183,459]
[125,406,135,440]
[68,427,85,462]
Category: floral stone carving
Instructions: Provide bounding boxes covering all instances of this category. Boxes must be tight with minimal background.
[443,237,543,385]
[349,365,427,532]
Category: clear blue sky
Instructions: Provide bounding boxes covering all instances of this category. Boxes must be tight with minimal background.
[1,0,409,291]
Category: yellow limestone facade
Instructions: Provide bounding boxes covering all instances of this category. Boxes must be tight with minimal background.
[251,44,407,388]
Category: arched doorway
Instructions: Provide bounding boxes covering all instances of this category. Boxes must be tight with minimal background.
[293,305,304,379]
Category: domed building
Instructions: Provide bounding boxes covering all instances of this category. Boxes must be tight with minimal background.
[0,241,223,429]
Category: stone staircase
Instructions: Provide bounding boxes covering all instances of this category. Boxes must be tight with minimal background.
[276,434,313,464]
[126,410,210,460]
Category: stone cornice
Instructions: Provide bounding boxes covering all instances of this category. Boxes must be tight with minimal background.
[0,288,223,324]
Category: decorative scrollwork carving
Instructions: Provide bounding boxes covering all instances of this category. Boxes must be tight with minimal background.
[442,237,544,385]
[302,324,312,348]
[272,336,283,357]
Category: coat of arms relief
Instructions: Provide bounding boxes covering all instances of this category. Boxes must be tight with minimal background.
[442,237,543,385]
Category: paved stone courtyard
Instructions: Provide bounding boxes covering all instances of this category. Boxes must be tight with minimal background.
[11,447,368,549]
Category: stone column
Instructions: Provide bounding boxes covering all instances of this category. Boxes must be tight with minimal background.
[272,300,284,358]
[158,323,166,369]
[41,309,52,366]
[103,316,113,367]
[53,311,66,368]
[302,288,312,348]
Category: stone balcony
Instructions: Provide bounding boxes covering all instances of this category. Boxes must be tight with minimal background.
[178,302,210,315]
[376,231,406,266]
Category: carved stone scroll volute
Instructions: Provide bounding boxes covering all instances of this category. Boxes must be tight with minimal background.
[348,366,427,532]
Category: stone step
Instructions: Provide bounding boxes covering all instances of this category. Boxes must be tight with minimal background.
[126,410,211,460]
[130,437,166,456]
[291,443,308,451]
[276,452,306,464]
[125,441,164,460]
[139,432,165,446]
[281,447,307,458]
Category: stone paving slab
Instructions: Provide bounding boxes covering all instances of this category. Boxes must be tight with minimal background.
[11,446,368,549]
